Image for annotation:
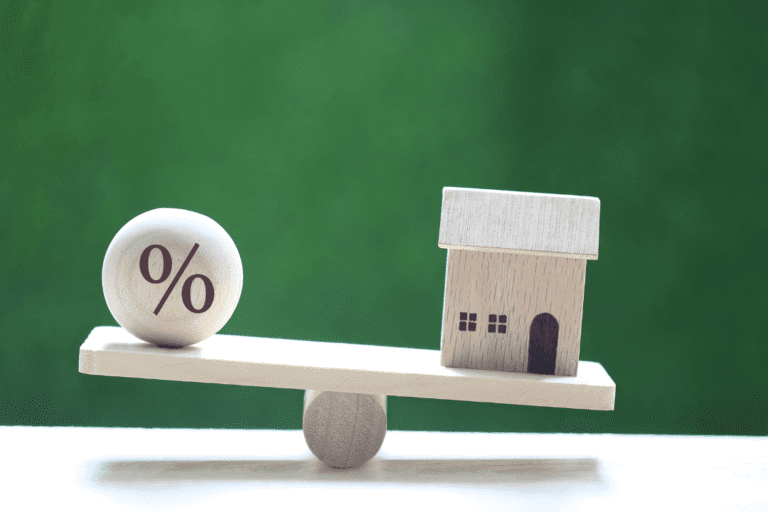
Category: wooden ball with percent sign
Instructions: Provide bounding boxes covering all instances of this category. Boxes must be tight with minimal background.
[102,208,243,348]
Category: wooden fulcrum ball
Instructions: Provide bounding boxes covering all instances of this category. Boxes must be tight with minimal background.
[302,390,387,469]
[102,208,243,348]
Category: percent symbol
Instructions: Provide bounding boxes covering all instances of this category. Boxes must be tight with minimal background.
[139,243,215,315]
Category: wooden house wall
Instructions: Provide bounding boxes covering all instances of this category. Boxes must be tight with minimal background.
[440,249,587,377]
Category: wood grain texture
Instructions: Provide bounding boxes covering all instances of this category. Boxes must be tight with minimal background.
[79,326,615,410]
[302,390,387,468]
[440,249,586,377]
[437,187,600,259]
[101,208,243,347]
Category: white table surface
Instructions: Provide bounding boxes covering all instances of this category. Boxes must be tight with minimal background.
[2,427,766,511]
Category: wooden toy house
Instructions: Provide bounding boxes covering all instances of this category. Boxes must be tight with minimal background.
[438,187,600,377]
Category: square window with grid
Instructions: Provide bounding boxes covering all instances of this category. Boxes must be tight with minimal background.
[458,312,476,331]
[458,313,508,333]
[488,314,507,333]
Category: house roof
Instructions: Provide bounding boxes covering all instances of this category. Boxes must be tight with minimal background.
[437,187,600,259]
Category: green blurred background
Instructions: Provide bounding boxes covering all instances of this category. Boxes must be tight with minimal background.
[1,0,766,435]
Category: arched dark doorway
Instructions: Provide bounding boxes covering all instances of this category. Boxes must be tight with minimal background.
[528,313,559,375]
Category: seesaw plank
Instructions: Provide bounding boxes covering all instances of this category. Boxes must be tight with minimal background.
[78,326,615,411]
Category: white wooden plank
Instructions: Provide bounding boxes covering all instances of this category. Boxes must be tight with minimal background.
[79,326,615,411]
[437,187,600,259]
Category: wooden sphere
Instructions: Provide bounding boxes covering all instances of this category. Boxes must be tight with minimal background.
[302,390,387,469]
[102,208,243,348]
